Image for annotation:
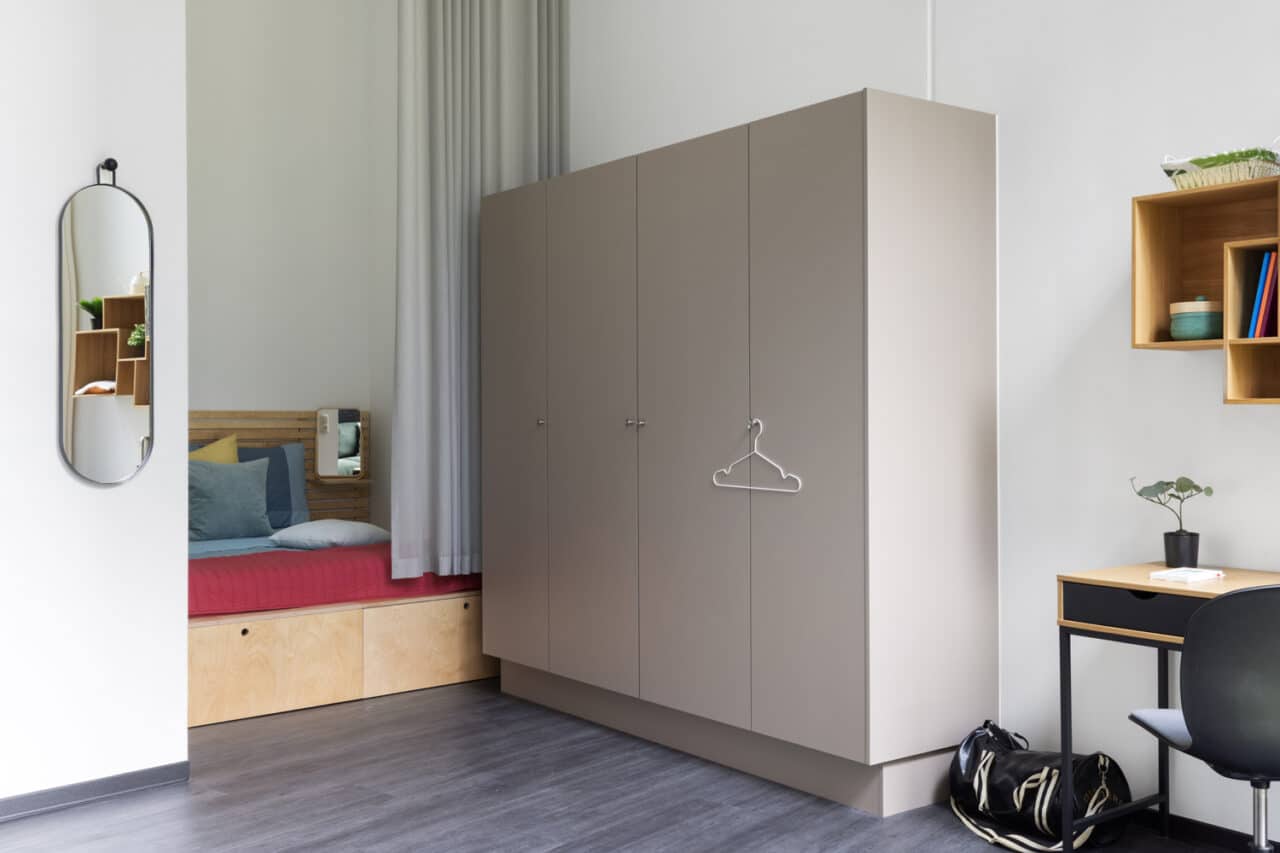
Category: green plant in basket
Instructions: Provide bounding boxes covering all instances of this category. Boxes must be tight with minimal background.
[127,322,146,348]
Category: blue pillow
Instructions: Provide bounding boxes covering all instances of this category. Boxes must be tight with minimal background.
[189,459,274,541]
[237,443,310,528]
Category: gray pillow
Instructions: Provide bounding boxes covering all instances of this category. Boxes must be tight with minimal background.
[189,459,274,541]
[270,519,390,550]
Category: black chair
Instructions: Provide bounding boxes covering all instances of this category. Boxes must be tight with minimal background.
[1130,585,1280,853]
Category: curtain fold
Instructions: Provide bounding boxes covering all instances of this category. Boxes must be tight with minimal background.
[393,0,564,578]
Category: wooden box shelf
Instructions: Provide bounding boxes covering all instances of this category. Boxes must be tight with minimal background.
[1224,238,1280,340]
[1227,341,1280,403]
[1134,177,1278,347]
[1133,177,1280,402]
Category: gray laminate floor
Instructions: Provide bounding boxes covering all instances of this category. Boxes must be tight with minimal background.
[0,680,1227,852]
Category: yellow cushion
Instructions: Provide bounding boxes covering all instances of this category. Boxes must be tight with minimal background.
[189,433,239,464]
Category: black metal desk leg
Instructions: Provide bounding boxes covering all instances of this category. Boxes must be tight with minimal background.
[1061,627,1074,852]
[1158,647,1170,836]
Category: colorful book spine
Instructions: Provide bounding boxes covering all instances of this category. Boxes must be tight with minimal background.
[1248,252,1269,338]
[1261,251,1279,338]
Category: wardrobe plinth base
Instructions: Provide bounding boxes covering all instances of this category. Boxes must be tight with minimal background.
[500,660,951,817]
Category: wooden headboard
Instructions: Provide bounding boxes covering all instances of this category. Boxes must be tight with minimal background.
[189,410,371,522]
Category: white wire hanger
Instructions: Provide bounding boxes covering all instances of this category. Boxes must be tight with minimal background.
[712,418,803,494]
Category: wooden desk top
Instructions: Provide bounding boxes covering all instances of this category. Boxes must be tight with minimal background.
[1059,563,1280,599]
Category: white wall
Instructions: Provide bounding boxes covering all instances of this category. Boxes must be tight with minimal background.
[72,397,151,484]
[0,0,188,798]
[568,0,1280,836]
[936,0,1280,833]
[566,0,929,170]
[187,0,397,525]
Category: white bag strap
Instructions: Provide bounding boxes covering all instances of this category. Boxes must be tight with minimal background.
[975,750,996,814]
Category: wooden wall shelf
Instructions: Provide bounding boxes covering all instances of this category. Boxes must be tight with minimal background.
[1133,339,1224,352]
[1133,176,1280,403]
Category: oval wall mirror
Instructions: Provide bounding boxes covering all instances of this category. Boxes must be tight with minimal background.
[59,159,154,484]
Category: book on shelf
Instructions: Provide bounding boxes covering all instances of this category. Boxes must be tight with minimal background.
[1149,567,1225,583]
[1248,251,1270,338]
[1261,251,1279,338]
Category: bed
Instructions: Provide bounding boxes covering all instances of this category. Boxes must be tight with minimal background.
[189,540,479,616]
[187,411,495,727]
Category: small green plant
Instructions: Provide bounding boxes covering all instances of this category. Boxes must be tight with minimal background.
[1130,477,1213,532]
[127,323,146,348]
[78,297,103,320]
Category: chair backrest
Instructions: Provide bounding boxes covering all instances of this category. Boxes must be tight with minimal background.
[1182,585,1280,779]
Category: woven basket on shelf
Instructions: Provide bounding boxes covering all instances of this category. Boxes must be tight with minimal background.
[1164,145,1280,190]
[1169,158,1280,189]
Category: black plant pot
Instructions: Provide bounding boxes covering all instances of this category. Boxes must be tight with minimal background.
[1164,531,1200,568]
[90,317,102,330]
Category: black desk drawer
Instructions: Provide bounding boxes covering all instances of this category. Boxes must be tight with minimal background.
[1061,582,1206,639]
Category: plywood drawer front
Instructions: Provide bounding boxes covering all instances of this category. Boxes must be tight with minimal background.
[1061,582,1205,640]
[363,594,497,698]
[188,610,363,727]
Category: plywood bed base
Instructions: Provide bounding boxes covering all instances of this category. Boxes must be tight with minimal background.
[188,592,495,727]
[187,410,496,727]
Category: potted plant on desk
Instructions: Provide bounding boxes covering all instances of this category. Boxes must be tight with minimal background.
[1130,476,1214,568]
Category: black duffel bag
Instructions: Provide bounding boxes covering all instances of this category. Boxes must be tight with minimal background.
[949,720,1131,851]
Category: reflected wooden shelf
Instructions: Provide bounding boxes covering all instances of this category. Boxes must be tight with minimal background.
[71,294,149,405]
[72,329,118,393]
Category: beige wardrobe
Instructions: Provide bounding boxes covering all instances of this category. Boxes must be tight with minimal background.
[480,89,996,816]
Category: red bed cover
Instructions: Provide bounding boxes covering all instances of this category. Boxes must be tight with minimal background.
[189,543,481,617]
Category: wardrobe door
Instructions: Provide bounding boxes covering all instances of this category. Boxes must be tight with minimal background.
[637,128,750,728]
[480,182,549,670]
[547,158,639,696]
[748,93,869,762]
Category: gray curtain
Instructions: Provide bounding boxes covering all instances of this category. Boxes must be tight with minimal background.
[392,0,565,578]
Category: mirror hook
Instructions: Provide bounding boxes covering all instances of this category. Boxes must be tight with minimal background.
[97,157,118,186]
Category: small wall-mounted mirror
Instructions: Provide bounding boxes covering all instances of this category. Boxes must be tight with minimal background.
[316,408,366,478]
[59,159,154,484]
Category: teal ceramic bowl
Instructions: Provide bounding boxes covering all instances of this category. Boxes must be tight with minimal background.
[1169,298,1222,341]
[1170,312,1222,340]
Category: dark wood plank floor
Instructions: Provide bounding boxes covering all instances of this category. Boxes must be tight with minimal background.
[0,680,1225,852]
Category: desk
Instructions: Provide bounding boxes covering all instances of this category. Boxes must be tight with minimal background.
[1056,564,1279,852]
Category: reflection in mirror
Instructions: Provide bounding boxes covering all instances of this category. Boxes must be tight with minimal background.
[316,408,365,478]
[59,159,154,484]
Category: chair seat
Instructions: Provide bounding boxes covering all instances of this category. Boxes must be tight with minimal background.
[1129,708,1193,752]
